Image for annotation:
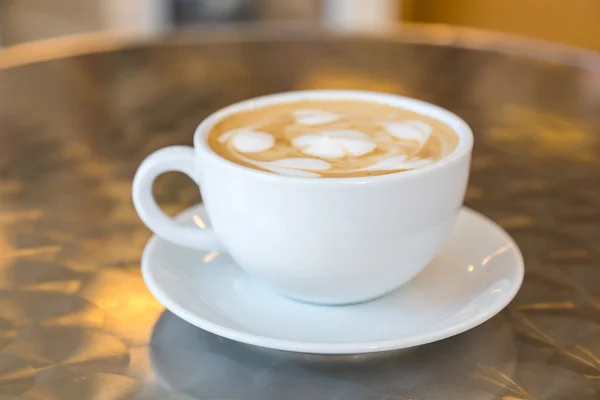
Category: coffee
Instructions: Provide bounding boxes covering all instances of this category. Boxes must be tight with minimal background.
[208,100,459,178]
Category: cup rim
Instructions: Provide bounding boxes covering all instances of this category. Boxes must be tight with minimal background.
[194,90,473,184]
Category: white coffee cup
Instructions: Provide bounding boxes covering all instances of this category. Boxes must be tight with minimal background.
[133,90,473,305]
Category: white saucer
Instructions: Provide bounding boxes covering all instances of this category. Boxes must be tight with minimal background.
[142,205,524,354]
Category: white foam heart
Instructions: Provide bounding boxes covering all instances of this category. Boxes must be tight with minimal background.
[340,138,377,156]
[292,134,323,147]
[383,120,432,146]
[300,139,348,159]
[292,131,376,159]
[294,109,341,126]
[224,129,274,153]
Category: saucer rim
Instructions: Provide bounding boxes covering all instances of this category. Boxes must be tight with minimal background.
[142,206,524,354]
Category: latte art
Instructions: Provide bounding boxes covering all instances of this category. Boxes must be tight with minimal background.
[208,100,459,178]
[293,129,377,158]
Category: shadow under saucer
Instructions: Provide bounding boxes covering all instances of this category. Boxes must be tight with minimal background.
[149,310,518,400]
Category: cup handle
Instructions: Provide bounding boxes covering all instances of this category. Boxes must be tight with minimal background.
[132,146,223,251]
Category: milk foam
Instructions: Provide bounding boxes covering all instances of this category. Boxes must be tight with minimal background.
[270,158,331,170]
[209,100,459,178]
[293,130,377,159]
[256,164,321,177]
[383,121,432,147]
[226,129,274,153]
[361,156,433,171]
[294,109,341,125]
[262,158,329,177]
[241,157,324,177]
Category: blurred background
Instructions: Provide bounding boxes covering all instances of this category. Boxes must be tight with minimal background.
[1,0,600,50]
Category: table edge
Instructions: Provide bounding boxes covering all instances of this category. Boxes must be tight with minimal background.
[1,22,599,71]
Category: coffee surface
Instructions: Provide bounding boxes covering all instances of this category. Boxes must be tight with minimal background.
[207,100,459,178]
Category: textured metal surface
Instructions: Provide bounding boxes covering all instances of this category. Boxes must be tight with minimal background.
[0,30,600,399]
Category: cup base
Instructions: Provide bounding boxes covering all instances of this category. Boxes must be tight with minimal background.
[277,287,399,306]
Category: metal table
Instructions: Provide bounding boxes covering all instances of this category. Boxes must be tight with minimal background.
[1,26,599,399]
